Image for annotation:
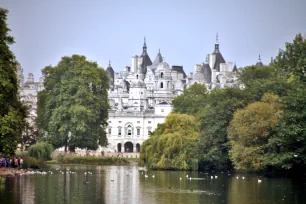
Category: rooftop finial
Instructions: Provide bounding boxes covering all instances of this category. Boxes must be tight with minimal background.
[258,54,261,61]
[108,60,111,66]
[216,32,219,44]
[143,37,147,50]
[158,49,161,54]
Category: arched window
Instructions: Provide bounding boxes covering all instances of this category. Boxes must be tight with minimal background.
[161,72,164,78]
[118,127,122,136]
[136,75,139,79]
[125,123,134,136]
[160,82,163,88]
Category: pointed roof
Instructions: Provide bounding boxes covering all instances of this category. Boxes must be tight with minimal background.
[153,49,163,66]
[256,54,264,66]
[106,60,114,78]
[232,62,238,73]
[212,33,225,71]
[172,65,187,78]
[140,37,152,74]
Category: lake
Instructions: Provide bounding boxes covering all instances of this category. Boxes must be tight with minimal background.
[0,165,305,204]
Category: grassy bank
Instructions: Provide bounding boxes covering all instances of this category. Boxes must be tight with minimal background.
[54,155,130,165]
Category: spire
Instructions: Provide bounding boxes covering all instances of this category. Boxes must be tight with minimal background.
[214,32,220,53]
[216,32,219,44]
[256,54,264,66]
[143,37,147,51]
[108,60,111,67]
[153,49,163,66]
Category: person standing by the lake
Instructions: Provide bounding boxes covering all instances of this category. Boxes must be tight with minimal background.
[14,157,18,168]
[19,157,23,169]
[1,157,6,168]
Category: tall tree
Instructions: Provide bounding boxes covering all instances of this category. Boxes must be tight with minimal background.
[198,87,251,170]
[172,83,207,115]
[228,94,283,170]
[0,8,27,154]
[37,55,109,151]
[273,33,306,82]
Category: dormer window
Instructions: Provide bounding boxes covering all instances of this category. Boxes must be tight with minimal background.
[161,72,164,78]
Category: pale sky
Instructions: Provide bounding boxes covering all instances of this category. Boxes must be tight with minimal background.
[2,0,306,79]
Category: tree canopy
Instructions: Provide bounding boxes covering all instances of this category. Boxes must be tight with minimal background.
[228,93,283,170]
[0,8,27,154]
[172,83,207,115]
[140,113,200,170]
[37,55,109,151]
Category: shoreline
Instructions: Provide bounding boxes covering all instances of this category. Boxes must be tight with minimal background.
[0,168,26,177]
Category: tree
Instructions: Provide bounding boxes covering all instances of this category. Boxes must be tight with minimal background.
[273,33,306,82]
[238,65,276,87]
[198,87,251,170]
[0,8,27,154]
[228,94,283,170]
[265,82,306,170]
[172,83,207,115]
[37,55,110,151]
[140,113,200,170]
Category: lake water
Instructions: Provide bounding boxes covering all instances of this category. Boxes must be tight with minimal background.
[0,165,305,204]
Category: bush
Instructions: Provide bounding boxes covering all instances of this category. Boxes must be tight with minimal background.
[23,157,41,169]
[56,155,129,165]
[28,142,53,162]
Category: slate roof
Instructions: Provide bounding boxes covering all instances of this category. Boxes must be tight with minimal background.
[213,43,226,71]
[171,65,187,78]
[140,38,152,74]
[153,49,163,66]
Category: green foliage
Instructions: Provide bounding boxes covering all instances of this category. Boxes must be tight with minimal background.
[172,83,207,115]
[265,82,306,169]
[0,8,27,155]
[273,33,306,82]
[238,65,276,87]
[23,157,41,169]
[140,113,200,170]
[28,142,53,162]
[228,94,283,170]
[198,87,251,169]
[56,155,129,165]
[37,55,110,151]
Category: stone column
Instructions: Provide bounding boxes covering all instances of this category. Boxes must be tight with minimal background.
[122,143,125,153]
[133,144,137,153]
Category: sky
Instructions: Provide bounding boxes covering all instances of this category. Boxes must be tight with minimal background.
[2,0,306,80]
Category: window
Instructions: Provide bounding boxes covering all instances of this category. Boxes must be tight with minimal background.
[148,127,152,135]
[118,127,122,136]
[127,125,132,135]
[137,121,140,123]
[160,82,163,88]
[136,75,139,79]
[109,121,111,123]
[148,121,151,124]
[161,109,164,112]
[161,72,164,78]
[108,128,111,134]
[119,121,122,123]
[137,128,140,135]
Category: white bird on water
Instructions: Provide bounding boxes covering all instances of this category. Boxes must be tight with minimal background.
[242,177,245,180]
[152,175,155,178]
[186,174,189,178]
[258,179,262,183]
[236,176,239,179]
[180,177,182,180]
[210,176,214,179]
[215,176,218,179]
[145,174,148,178]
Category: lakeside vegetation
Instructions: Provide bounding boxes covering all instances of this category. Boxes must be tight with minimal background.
[55,155,130,165]
[140,33,306,172]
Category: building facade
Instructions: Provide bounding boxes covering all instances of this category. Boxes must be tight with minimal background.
[105,35,242,153]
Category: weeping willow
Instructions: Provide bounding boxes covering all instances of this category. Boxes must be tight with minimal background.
[140,113,200,170]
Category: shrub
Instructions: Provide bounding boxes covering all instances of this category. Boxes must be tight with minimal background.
[56,155,129,165]
[28,142,53,162]
[23,157,41,169]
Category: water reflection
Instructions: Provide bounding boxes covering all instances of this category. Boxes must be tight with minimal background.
[0,165,305,204]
